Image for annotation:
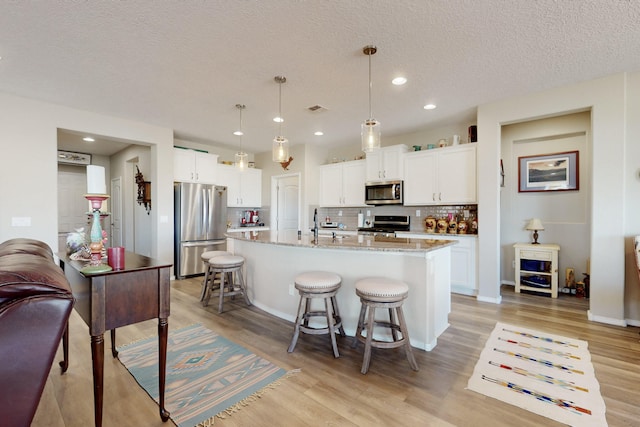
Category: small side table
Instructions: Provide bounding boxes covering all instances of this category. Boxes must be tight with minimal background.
[514,243,560,298]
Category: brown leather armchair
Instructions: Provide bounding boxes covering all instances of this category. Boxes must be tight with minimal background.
[0,238,75,427]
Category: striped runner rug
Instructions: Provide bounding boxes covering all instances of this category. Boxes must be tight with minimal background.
[467,322,607,426]
[117,323,291,426]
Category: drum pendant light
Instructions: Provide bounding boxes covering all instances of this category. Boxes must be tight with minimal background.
[234,104,247,170]
[361,45,381,153]
[272,76,289,162]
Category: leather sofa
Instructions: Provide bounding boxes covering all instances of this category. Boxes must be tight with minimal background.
[0,238,74,427]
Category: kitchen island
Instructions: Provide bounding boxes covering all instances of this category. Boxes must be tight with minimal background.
[226,230,456,351]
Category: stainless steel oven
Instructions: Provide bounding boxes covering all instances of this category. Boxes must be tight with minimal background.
[364,180,403,205]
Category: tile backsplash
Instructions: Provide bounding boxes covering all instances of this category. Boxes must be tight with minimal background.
[317,205,478,233]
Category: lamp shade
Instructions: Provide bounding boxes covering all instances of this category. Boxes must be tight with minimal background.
[526,218,544,231]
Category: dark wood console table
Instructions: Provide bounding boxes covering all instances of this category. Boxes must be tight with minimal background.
[58,251,172,427]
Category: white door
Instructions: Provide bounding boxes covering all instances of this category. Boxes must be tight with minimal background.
[110,176,123,247]
[275,175,299,231]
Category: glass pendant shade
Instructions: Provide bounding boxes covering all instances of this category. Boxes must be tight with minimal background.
[361,118,381,153]
[361,45,381,153]
[272,136,289,162]
[235,151,247,169]
[272,76,288,162]
[234,103,246,170]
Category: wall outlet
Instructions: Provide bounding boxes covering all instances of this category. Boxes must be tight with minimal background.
[366,210,371,217]
[338,210,342,216]
[512,260,516,268]
[289,284,295,296]
[416,209,421,217]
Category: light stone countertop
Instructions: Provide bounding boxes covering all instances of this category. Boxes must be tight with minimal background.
[396,231,478,239]
[226,230,456,253]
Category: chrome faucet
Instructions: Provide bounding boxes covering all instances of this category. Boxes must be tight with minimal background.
[313,208,319,243]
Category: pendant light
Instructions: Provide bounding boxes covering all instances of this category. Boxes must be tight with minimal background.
[361,45,381,153]
[234,104,247,170]
[272,75,289,162]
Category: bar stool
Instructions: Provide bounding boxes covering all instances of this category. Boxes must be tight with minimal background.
[204,255,251,313]
[351,277,419,374]
[199,250,231,304]
[288,271,346,358]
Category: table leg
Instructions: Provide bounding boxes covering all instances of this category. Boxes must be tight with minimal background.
[158,318,170,421]
[59,322,69,373]
[91,334,104,427]
[110,329,118,358]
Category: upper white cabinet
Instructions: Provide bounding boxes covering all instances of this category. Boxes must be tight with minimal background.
[365,144,408,181]
[174,148,218,184]
[404,145,476,205]
[319,160,366,207]
[217,164,262,207]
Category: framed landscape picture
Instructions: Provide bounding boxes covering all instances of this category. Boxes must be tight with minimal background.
[518,150,579,192]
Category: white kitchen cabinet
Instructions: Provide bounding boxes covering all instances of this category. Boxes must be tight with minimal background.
[403,145,476,205]
[365,144,408,181]
[173,148,218,183]
[319,160,366,207]
[398,232,478,296]
[217,164,262,207]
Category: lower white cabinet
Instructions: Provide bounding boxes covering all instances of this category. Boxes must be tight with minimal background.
[216,164,262,207]
[398,232,478,295]
[319,160,366,207]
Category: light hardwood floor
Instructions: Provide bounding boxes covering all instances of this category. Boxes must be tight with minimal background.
[33,279,640,426]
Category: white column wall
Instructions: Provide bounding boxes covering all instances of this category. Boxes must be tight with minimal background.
[478,73,627,325]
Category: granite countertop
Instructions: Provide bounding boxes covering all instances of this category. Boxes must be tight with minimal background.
[226,226,270,233]
[226,230,456,253]
[396,231,478,238]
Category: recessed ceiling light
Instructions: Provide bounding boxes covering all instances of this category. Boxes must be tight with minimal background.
[314,131,324,136]
[83,137,95,142]
[233,130,243,136]
[273,117,284,123]
[423,104,437,110]
[392,77,407,85]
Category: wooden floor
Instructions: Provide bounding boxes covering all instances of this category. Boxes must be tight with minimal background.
[34,279,640,427]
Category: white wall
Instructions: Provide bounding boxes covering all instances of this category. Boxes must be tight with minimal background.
[0,91,174,265]
[478,73,629,325]
[624,73,640,324]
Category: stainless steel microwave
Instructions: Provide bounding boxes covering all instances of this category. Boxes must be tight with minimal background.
[365,180,403,205]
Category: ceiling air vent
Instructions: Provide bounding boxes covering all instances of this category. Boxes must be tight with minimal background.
[307,104,328,112]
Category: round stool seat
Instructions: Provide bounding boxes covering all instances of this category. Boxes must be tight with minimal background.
[295,271,341,292]
[200,250,230,262]
[210,255,245,269]
[355,277,409,302]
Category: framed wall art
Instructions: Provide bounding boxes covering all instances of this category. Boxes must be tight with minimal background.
[57,150,91,166]
[518,150,579,192]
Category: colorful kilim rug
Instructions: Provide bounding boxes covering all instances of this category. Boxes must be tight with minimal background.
[117,323,291,427]
[467,322,607,427]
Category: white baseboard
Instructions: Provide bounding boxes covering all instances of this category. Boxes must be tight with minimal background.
[587,310,627,327]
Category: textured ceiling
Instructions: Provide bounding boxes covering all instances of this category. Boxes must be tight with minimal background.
[2,1,640,156]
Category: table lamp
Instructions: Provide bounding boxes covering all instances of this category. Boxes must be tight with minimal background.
[526,218,544,244]
[82,165,112,274]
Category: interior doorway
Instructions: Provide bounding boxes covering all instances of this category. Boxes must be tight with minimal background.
[110,176,123,247]
[499,111,591,307]
[272,173,300,231]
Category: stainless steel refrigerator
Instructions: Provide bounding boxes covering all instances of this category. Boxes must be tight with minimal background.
[174,182,227,279]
